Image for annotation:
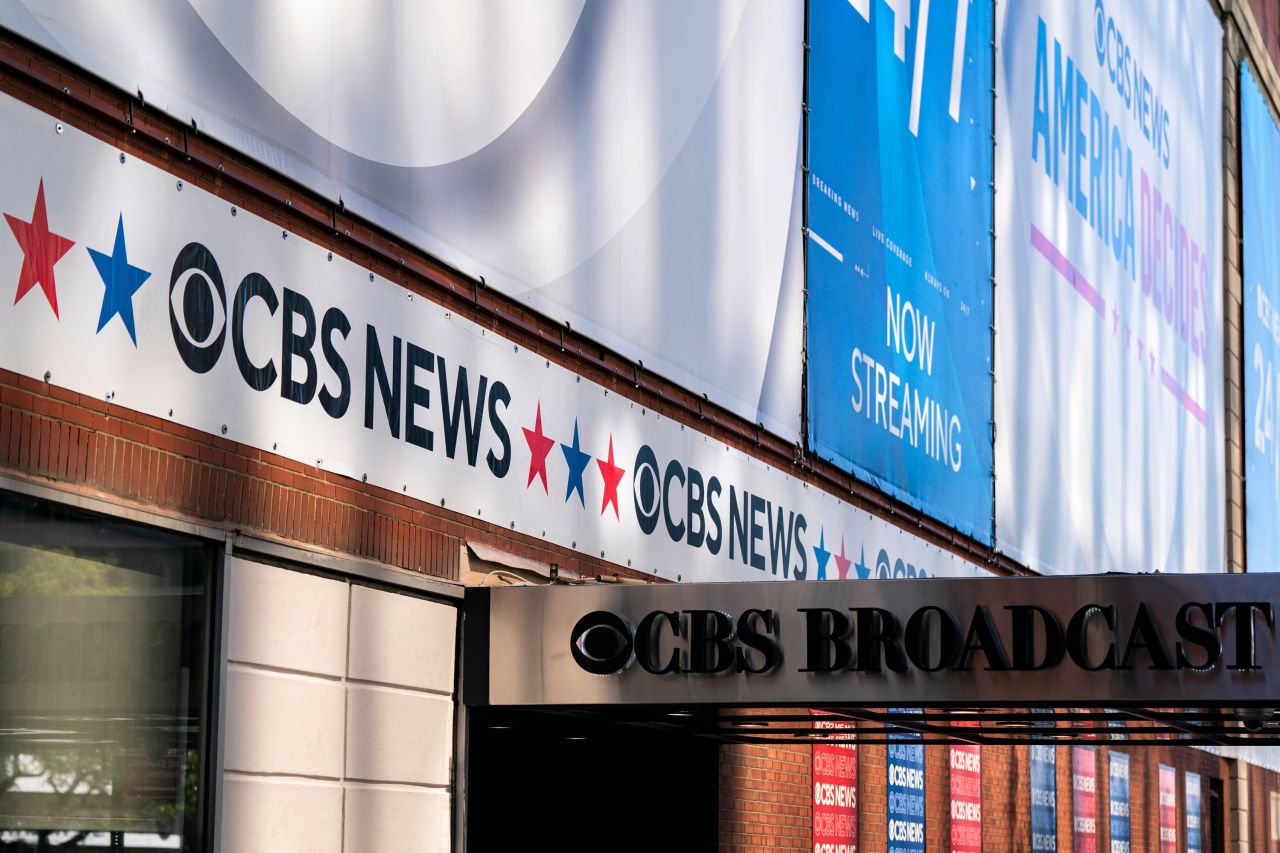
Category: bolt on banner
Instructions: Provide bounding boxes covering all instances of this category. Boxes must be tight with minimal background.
[1072,746,1098,853]
[811,711,857,853]
[1030,745,1057,852]
[886,709,925,853]
[948,733,981,853]
[1109,751,1130,853]
[1159,764,1178,853]
[805,0,994,543]
[1241,62,1280,573]
[994,0,1224,574]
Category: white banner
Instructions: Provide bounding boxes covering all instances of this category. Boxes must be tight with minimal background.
[0,0,804,439]
[994,0,1224,574]
[0,91,988,584]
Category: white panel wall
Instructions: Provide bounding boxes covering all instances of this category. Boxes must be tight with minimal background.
[219,557,458,852]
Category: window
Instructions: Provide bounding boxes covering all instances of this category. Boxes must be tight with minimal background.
[0,492,213,850]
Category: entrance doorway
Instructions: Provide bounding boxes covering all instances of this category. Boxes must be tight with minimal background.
[466,708,719,851]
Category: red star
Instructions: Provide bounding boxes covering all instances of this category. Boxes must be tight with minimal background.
[834,536,852,580]
[522,403,556,492]
[596,435,626,519]
[5,179,75,318]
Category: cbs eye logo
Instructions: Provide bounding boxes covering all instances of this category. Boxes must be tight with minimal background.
[569,610,634,675]
[169,242,227,374]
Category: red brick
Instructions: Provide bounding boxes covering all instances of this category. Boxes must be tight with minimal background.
[105,437,120,493]
[58,423,75,479]
[57,401,93,431]
[47,421,63,478]
[47,383,78,404]
[164,451,180,505]
[148,448,162,503]
[124,442,139,498]
[31,411,46,473]
[172,436,202,461]
[75,428,90,481]
[253,477,266,528]
[192,443,219,467]
[253,479,268,525]
[221,468,234,519]
[275,454,307,476]
[0,407,11,465]
[150,429,177,454]
[203,467,217,518]
[90,432,106,486]
[30,391,61,417]
[14,373,43,395]
[274,485,289,535]
[174,458,191,513]
[196,465,211,516]
[119,419,148,444]
[224,451,249,474]
[77,392,110,414]
[95,432,111,488]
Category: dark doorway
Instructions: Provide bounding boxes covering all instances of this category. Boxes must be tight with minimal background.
[1208,776,1225,853]
[466,708,719,850]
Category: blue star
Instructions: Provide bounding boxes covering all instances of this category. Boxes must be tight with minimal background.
[88,214,150,346]
[560,419,592,507]
[854,544,872,580]
[812,528,831,580]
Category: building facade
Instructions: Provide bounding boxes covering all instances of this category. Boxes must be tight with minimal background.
[0,0,1279,850]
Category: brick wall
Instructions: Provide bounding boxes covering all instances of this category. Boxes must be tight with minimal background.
[719,710,811,852]
[1250,758,1280,853]
[715,726,1250,853]
[860,742,887,850]
[982,744,1024,851]
[925,744,949,852]
[1248,0,1280,87]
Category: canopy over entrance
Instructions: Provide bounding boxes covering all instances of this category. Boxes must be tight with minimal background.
[463,573,1280,745]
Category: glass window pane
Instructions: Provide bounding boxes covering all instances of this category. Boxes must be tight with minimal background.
[0,493,211,851]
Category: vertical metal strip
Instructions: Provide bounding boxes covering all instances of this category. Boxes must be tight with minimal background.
[206,543,232,853]
[800,0,812,455]
[989,0,1000,550]
[452,591,470,852]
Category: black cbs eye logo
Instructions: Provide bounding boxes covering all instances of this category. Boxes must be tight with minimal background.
[570,611,634,675]
[169,242,227,374]
[632,444,661,535]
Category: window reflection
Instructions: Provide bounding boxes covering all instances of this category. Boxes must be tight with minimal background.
[0,494,210,852]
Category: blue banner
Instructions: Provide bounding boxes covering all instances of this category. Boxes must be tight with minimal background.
[1243,62,1280,572]
[1030,745,1057,852]
[1186,771,1202,853]
[887,710,925,853]
[806,0,994,542]
[1109,752,1130,853]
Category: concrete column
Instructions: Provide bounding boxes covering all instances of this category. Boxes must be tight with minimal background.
[1229,758,1249,853]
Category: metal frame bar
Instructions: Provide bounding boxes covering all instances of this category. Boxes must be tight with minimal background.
[473,705,1280,746]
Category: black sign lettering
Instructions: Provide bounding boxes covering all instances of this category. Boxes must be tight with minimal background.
[485,380,511,478]
[233,273,279,392]
[281,287,318,405]
[799,608,852,673]
[363,326,400,437]
[956,605,1011,671]
[319,307,351,419]
[169,242,226,374]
